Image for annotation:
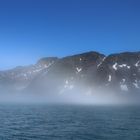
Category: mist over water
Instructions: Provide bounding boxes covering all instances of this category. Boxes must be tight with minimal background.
[0,88,139,105]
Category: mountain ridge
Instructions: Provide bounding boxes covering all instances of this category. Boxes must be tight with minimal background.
[0,51,140,97]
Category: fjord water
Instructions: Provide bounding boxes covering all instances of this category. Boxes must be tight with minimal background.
[0,104,140,140]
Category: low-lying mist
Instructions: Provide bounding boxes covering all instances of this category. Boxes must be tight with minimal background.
[0,86,139,105]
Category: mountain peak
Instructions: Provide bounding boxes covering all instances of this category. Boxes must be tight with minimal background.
[37,57,58,65]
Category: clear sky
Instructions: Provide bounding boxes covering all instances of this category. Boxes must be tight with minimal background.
[0,0,140,69]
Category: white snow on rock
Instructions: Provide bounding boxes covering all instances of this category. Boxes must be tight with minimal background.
[25,63,53,76]
[76,67,82,73]
[44,63,53,68]
[33,69,42,73]
[120,79,128,91]
[59,79,75,94]
[118,64,131,69]
[133,83,139,89]
[24,63,54,78]
[133,80,139,89]
[64,80,74,89]
[119,64,127,67]
[97,57,106,67]
[112,63,117,70]
[80,58,82,61]
[127,66,131,69]
[135,61,140,67]
[108,75,112,82]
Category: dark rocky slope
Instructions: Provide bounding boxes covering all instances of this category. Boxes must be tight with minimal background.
[0,51,140,96]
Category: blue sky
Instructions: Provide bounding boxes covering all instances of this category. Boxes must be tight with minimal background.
[0,0,140,69]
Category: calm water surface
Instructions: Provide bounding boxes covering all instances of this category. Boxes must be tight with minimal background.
[0,104,140,140]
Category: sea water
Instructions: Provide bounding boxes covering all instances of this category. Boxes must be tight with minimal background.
[0,104,140,140]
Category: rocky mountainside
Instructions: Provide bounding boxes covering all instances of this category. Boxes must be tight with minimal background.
[0,51,140,96]
[0,57,58,93]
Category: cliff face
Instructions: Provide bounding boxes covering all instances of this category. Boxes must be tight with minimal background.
[96,52,140,92]
[0,51,140,95]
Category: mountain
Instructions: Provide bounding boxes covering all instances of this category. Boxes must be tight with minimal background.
[96,52,140,92]
[0,51,140,98]
[0,57,58,93]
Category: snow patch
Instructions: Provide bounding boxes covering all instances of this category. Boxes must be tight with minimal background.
[127,66,131,69]
[59,80,74,94]
[33,69,42,73]
[108,75,112,82]
[97,57,106,67]
[120,79,128,91]
[119,64,127,67]
[76,67,82,73]
[133,80,139,89]
[135,61,140,67]
[118,64,131,69]
[112,63,117,70]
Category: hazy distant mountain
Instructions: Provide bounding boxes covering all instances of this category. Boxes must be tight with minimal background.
[0,51,140,96]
